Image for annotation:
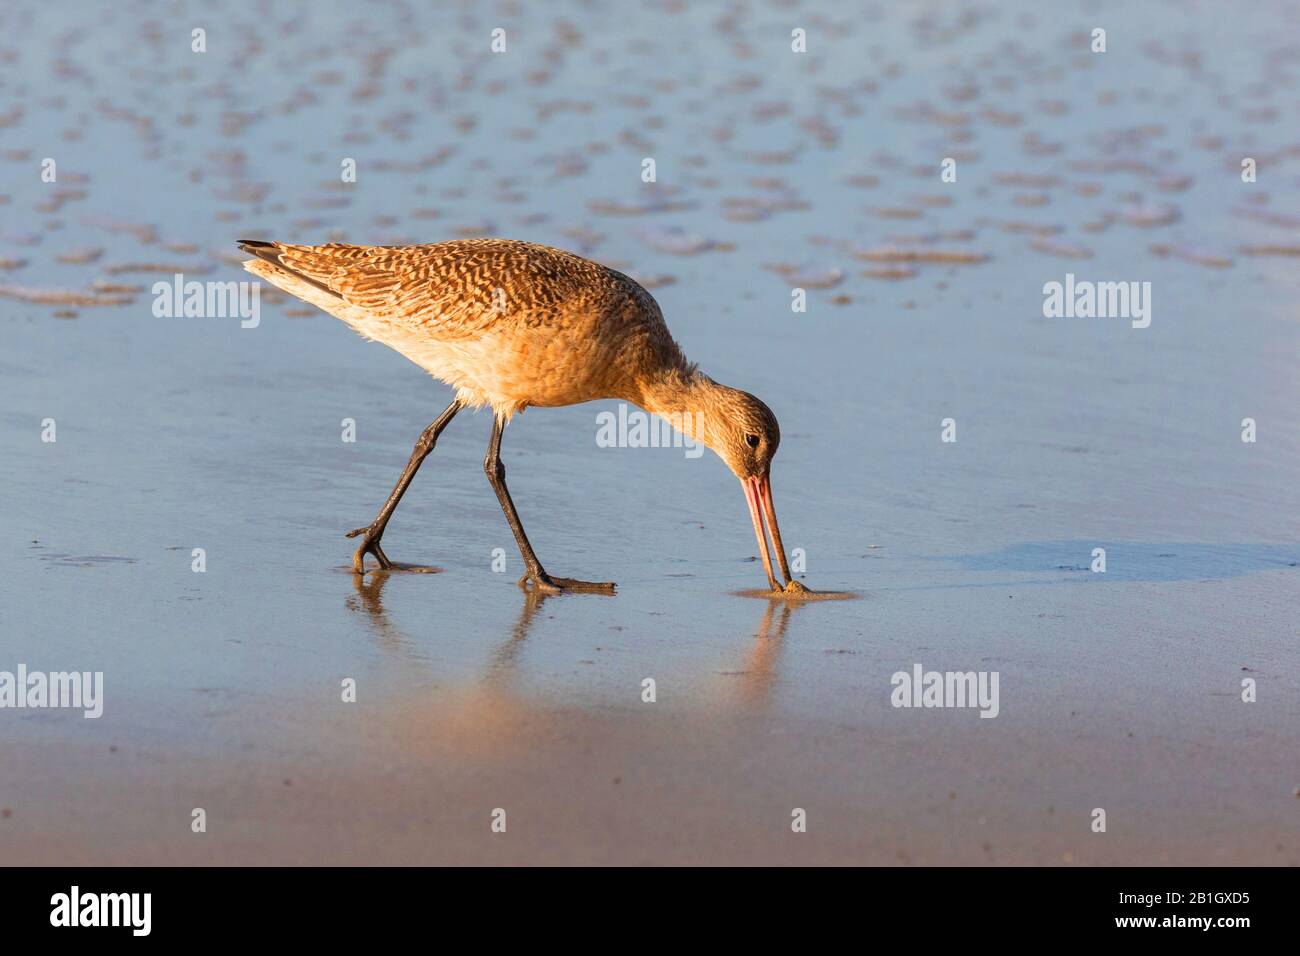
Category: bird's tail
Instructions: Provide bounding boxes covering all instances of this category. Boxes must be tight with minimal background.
[236,239,339,297]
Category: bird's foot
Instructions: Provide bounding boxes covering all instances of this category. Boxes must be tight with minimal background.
[346,523,393,574]
[517,570,616,594]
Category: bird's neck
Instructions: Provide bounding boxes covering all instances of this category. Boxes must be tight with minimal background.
[637,366,716,443]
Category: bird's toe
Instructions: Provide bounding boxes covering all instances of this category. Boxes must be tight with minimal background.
[517,572,614,594]
[350,533,394,574]
[550,576,617,593]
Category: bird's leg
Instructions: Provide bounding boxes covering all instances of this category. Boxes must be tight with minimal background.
[484,414,616,594]
[346,399,462,573]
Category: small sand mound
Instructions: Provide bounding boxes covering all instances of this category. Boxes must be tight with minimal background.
[734,582,858,601]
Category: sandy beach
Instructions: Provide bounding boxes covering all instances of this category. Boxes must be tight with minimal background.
[2,0,1298,866]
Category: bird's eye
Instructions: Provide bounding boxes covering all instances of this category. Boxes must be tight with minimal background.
[745,434,760,449]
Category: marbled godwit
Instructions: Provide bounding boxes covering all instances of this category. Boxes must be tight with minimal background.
[238,238,795,594]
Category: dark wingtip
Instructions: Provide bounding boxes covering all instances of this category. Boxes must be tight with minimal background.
[237,239,283,266]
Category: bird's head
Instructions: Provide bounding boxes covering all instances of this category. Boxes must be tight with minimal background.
[694,385,791,591]
[698,386,781,482]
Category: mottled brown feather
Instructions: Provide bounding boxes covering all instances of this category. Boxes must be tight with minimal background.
[266,238,658,342]
[243,238,692,417]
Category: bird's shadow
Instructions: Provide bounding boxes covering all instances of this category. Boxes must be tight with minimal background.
[929,540,1299,584]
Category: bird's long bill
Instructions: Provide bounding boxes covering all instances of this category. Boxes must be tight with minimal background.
[743,473,792,591]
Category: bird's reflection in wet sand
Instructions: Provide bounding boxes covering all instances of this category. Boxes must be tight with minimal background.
[347,571,797,713]
[346,569,409,652]
[345,573,565,757]
[731,595,796,709]
[483,586,553,686]
[347,569,553,689]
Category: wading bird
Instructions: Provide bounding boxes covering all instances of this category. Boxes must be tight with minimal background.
[239,238,797,594]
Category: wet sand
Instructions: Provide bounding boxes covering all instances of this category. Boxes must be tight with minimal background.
[4,560,1297,866]
[2,0,1299,865]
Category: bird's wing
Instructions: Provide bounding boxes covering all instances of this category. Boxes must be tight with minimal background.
[243,239,615,340]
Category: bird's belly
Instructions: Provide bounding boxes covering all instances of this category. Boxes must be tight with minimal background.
[383,326,623,412]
